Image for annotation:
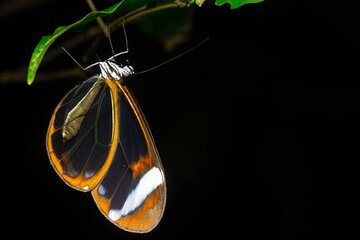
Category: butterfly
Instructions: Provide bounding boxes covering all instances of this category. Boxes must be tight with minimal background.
[46,23,166,233]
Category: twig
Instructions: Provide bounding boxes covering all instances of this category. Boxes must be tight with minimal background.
[86,0,108,36]
[0,68,85,85]
[115,3,178,28]
[0,0,51,18]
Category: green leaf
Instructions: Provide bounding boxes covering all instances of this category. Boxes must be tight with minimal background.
[26,0,176,85]
[195,0,205,7]
[215,0,264,9]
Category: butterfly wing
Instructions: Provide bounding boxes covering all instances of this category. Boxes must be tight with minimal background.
[92,80,166,233]
[47,75,117,191]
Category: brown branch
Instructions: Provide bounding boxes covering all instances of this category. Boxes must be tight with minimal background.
[86,0,108,36]
[0,68,86,85]
[0,0,54,18]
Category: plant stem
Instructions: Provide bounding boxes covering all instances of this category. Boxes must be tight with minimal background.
[86,0,108,36]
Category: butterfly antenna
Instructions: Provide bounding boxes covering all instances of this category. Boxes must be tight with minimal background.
[61,47,100,70]
[132,37,209,76]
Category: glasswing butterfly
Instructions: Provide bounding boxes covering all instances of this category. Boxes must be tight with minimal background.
[46,22,166,233]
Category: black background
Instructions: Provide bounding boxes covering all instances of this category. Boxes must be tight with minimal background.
[1,0,359,239]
